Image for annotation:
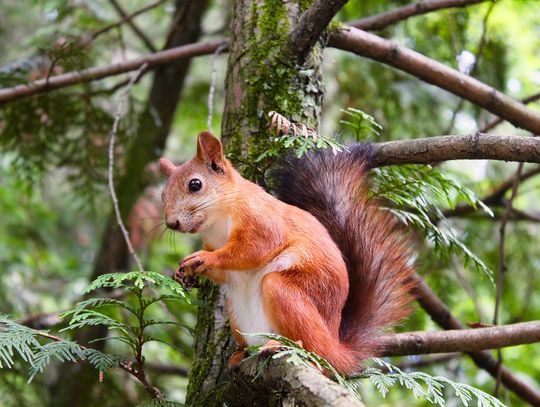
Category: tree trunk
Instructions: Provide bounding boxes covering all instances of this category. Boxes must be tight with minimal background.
[186,1,326,405]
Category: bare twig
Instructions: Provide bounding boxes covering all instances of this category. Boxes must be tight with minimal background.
[107,0,157,52]
[0,40,224,104]
[108,65,148,272]
[91,0,166,42]
[493,162,524,397]
[145,362,189,377]
[443,165,540,218]
[349,0,488,31]
[328,26,540,134]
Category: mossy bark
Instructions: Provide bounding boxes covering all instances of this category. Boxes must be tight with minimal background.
[185,1,326,405]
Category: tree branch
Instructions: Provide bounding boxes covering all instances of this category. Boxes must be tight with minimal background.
[107,0,158,52]
[349,0,487,31]
[284,0,349,64]
[371,133,540,167]
[442,165,540,218]
[145,362,189,377]
[225,355,364,407]
[481,91,540,133]
[328,26,540,135]
[413,273,540,405]
[0,40,225,104]
[379,321,540,356]
[91,0,166,42]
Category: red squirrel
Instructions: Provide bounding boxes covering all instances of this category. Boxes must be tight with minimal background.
[159,131,415,375]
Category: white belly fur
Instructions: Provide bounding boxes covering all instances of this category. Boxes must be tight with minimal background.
[223,252,294,346]
[201,216,295,346]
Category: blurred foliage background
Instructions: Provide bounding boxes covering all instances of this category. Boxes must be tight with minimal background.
[0,0,539,406]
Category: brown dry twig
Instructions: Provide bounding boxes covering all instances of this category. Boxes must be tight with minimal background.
[268,111,318,139]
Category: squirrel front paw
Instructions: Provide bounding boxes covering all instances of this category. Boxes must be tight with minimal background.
[180,250,213,276]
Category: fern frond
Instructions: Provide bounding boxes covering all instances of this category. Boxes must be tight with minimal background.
[61,309,133,336]
[83,271,190,300]
[339,107,382,141]
[365,359,506,407]
[28,340,85,382]
[242,332,360,398]
[372,165,494,280]
[84,348,126,372]
[62,297,138,317]
[0,315,41,368]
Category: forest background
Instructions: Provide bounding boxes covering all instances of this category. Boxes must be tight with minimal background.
[1,0,540,406]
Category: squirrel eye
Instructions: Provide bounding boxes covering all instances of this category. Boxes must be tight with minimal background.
[188,178,202,192]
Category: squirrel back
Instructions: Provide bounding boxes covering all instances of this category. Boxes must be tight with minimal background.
[270,144,416,361]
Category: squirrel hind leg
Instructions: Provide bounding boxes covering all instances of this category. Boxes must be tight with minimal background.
[261,272,359,375]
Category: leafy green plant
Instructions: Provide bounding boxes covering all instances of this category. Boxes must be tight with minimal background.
[338,107,494,280]
[340,107,382,141]
[371,164,494,280]
[0,271,193,403]
[365,359,505,407]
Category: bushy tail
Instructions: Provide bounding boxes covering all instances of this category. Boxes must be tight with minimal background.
[270,144,416,371]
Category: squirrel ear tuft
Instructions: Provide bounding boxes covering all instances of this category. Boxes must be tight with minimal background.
[159,158,176,177]
[196,131,224,170]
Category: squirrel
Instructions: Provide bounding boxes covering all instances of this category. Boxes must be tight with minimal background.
[159,131,416,375]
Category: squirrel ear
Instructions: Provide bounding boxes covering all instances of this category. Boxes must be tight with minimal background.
[196,131,225,172]
[159,158,176,177]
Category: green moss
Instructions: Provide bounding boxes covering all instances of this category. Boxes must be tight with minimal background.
[185,281,226,407]
[224,0,324,182]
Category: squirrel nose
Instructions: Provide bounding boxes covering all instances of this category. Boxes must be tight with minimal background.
[166,219,180,230]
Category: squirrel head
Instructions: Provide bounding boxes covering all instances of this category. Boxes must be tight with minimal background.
[160,131,235,234]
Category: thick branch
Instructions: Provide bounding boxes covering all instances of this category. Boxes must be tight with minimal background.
[329,26,540,135]
[413,274,540,406]
[284,0,349,64]
[379,321,540,356]
[225,355,364,407]
[0,40,224,104]
[371,133,540,166]
[350,0,487,31]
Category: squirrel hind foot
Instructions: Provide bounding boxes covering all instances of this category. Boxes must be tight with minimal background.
[227,349,248,374]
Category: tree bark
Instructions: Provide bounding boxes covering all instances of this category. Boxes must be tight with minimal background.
[226,355,365,407]
[186,0,338,405]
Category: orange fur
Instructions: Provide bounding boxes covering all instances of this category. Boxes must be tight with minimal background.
[160,131,415,375]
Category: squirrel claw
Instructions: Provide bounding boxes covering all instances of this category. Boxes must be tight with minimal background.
[174,266,199,290]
